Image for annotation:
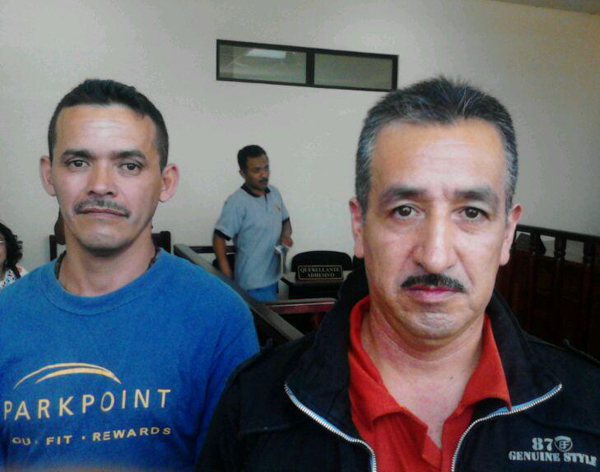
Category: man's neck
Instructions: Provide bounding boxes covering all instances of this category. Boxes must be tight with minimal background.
[242,183,266,197]
[249,187,265,197]
[58,239,157,297]
[362,305,484,366]
[361,305,484,446]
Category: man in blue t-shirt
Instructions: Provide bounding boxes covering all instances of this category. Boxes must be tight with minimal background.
[213,145,293,301]
[0,79,259,471]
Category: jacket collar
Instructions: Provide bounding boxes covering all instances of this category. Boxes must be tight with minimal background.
[287,267,560,435]
[286,267,368,436]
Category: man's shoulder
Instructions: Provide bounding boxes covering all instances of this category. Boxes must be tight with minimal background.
[527,334,600,378]
[0,263,53,332]
[159,252,248,312]
[229,333,314,394]
[224,187,251,205]
[0,263,48,304]
[267,185,283,198]
[214,333,315,429]
[523,336,600,430]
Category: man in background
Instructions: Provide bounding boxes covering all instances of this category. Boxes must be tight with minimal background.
[199,77,600,471]
[213,145,292,301]
[0,79,258,470]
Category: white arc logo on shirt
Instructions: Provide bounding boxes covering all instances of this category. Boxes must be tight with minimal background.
[14,363,121,389]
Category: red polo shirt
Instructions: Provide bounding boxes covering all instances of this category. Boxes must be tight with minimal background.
[348,296,511,472]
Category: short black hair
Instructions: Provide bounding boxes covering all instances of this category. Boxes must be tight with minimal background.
[48,79,169,169]
[356,76,518,215]
[238,145,267,171]
[0,222,23,275]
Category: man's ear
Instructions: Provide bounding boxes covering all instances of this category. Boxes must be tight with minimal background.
[500,203,522,266]
[238,168,245,179]
[349,197,365,259]
[159,164,180,203]
[40,156,56,196]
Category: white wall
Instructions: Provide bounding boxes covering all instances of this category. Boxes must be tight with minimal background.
[1,0,599,270]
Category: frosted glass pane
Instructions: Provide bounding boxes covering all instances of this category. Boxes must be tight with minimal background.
[219,45,306,84]
[314,54,394,90]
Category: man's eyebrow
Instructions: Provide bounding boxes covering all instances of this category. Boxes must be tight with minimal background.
[59,148,93,160]
[114,150,147,160]
[378,185,501,209]
[454,187,500,209]
[379,186,427,207]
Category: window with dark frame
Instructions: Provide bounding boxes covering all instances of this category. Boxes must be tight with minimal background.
[217,40,398,92]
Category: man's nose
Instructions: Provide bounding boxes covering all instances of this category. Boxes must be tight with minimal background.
[413,216,457,274]
[88,164,116,196]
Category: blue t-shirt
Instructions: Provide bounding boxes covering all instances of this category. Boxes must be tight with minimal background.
[0,251,259,471]
[215,185,289,291]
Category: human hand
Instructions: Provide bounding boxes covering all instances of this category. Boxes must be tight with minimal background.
[280,236,294,248]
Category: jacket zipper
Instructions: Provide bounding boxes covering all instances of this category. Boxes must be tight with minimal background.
[450,384,563,471]
[284,383,377,472]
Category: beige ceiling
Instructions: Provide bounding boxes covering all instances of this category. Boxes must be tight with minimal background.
[487,0,600,14]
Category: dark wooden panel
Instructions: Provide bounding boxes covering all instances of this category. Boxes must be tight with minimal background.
[495,225,600,357]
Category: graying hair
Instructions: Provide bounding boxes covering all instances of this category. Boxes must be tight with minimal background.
[356,76,518,215]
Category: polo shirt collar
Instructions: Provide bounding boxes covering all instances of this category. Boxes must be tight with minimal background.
[241,183,270,197]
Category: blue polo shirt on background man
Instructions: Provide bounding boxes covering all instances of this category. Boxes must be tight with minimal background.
[213,145,293,301]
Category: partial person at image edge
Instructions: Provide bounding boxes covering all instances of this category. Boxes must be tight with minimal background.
[0,222,28,290]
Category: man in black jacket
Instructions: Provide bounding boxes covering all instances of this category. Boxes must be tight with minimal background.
[198,77,600,471]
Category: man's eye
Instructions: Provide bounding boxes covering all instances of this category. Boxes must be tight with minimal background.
[393,206,414,218]
[66,159,87,168]
[122,163,141,172]
[464,207,486,220]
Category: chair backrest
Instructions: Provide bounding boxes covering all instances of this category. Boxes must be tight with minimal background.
[151,231,172,253]
[291,251,353,272]
[189,245,236,255]
[352,255,364,269]
[49,234,64,261]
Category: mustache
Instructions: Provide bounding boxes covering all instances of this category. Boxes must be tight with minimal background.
[401,273,466,292]
[74,198,130,217]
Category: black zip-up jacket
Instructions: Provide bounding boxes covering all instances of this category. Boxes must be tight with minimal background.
[198,268,600,471]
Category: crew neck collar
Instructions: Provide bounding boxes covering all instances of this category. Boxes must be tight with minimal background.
[41,249,167,316]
